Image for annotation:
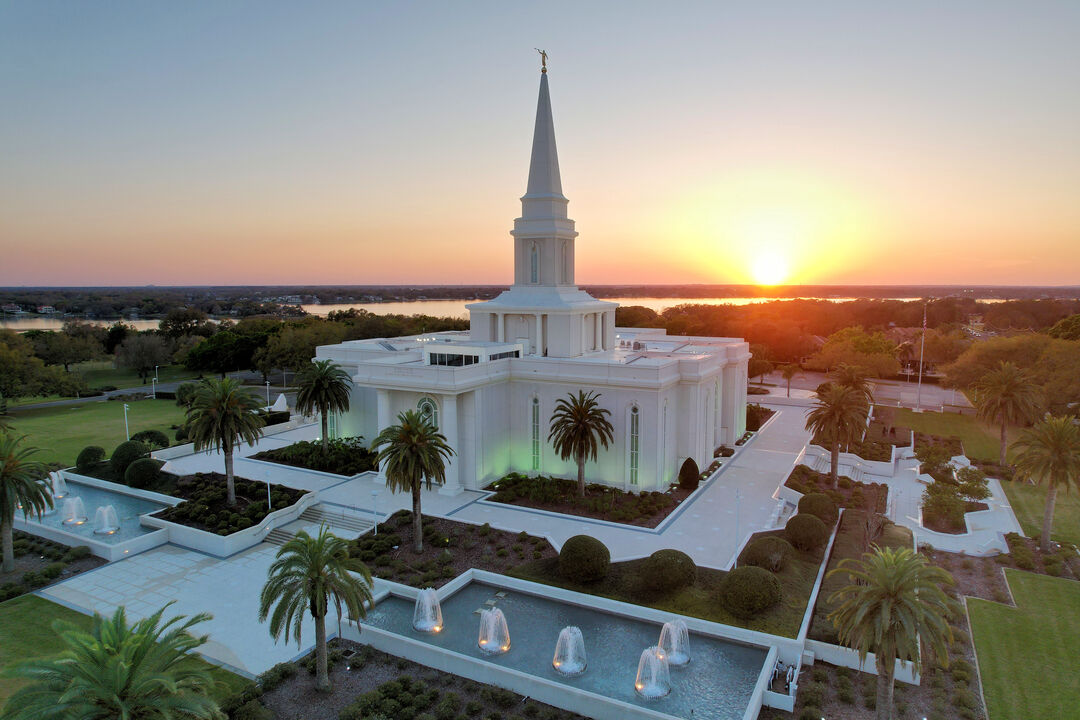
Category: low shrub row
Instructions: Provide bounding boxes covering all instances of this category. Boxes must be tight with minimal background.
[252,437,377,476]
[487,472,680,526]
[153,473,304,535]
[784,463,889,513]
[0,533,94,601]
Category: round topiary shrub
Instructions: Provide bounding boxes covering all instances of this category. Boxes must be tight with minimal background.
[131,429,169,450]
[124,457,162,489]
[642,549,697,593]
[741,535,794,572]
[798,492,838,526]
[718,565,782,618]
[784,513,828,551]
[76,445,106,472]
[175,424,190,443]
[678,458,700,490]
[110,440,148,477]
[558,535,610,583]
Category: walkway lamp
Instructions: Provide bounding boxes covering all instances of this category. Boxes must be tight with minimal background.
[371,489,380,535]
[123,403,130,441]
[915,299,929,413]
[265,470,272,510]
[154,365,159,382]
[151,377,156,399]
[265,380,271,409]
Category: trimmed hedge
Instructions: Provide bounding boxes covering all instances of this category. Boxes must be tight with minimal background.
[798,493,838,526]
[131,429,169,450]
[641,549,697,593]
[110,440,148,476]
[785,513,828,551]
[558,535,610,583]
[718,565,782,618]
[741,535,794,572]
[76,445,105,471]
[124,458,162,489]
[678,458,700,491]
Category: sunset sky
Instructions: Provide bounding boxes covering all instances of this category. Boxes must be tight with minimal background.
[1,1,1078,287]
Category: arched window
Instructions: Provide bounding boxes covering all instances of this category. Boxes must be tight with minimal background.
[629,405,640,486]
[530,243,539,284]
[531,397,541,471]
[561,241,569,283]
[417,397,438,430]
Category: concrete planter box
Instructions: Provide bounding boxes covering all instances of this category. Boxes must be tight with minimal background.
[141,491,319,557]
[804,638,920,685]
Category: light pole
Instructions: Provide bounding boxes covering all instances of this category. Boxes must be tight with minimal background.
[123,403,130,441]
[914,299,928,413]
[151,377,156,400]
[265,380,271,409]
[371,489,379,535]
[154,365,159,383]
[265,470,272,510]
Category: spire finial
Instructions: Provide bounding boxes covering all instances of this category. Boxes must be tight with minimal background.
[535,48,548,73]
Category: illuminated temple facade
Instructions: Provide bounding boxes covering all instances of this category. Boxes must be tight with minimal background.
[316,69,750,495]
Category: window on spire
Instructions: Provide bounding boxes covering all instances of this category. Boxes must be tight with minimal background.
[629,405,640,486]
[530,244,539,283]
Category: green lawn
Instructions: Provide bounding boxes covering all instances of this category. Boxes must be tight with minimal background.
[888,407,1005,463]
[1000,481,1080,546]
[74,360,201,390]
[6,399,186,467]
[0,595,248,706]
[968,569,1080,720]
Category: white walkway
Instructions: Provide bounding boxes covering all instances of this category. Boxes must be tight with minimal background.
[39,543,318,676]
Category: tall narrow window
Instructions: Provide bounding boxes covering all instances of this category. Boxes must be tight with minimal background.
[629,406,640,486]
[661,403,668,483]
[417,397,438,429]
[530,243,539,283]
[531,398,541,471]
[328,412,338,440]
[561,242,569,283]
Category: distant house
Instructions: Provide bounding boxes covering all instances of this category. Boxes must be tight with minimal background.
[36,305,57,314]
[1,303,21,313]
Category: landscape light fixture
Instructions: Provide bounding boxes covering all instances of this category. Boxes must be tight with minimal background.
[371,489,380,535]
[123,403,130,440]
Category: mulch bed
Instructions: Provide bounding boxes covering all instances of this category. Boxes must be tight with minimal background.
[922,501,990,535]
[785,464,889,514]
[350,511,557,589]
[150,472,305,535]
[258,640,589,720]
[0,531,105,602]
[913,431,964,456]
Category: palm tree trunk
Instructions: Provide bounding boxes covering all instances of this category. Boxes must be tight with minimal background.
[412,481,424,553]
[314,609,331,692]
[576,451,586,499]
[224,447,237,506]
[875,657,895,720]
[786,378,791,398]
[1,518,14,573]
[1041,480,1057,553]
[321,411,329,454]
[831,442,840,489]
[999,415,1008,468]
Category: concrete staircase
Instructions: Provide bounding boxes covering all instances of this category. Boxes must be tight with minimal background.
[263,505,375,547]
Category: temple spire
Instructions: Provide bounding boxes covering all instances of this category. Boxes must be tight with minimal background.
[524,70,564,200]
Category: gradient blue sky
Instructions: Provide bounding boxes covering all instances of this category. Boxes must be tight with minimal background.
[2,1,1078,286]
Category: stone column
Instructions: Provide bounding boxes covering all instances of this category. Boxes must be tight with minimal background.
[496,313,504,343]
[375,389,390,484]
[594,313,601,351]
[535,313,543,355]
[439,394,463,495]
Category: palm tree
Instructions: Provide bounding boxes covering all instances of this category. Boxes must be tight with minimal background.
[1011,415,1080,553]
[1,434,52,573]
[805,384,866,488]
[548,390,615,498]
[185,377,264,506]
[259,526,373,692]
[780,364,800,398]
[2,604,221,720]
[832,363,874,406]
[828,547,959,720]
[373,409,454,553]
[975,361,1041,467]
[295,359,352,454]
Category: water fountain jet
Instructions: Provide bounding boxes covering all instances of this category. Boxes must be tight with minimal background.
[50,472,68,499]
[659,619,690,666]
[61,497,88,526]
[413,588,443,633]
[477,607,510,655]
[93,505,120,535]
[552,626,587,676]
[634,646,671,699]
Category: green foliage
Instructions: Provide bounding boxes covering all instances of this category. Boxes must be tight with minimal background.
[156,473,303,535]
[641,549,696,593]
[186,377,265,505]
[922,481,967,532]
[741,535,794,572]
[784,513,828,551]
[75,445,106,471]
[807,326,900,377]
[253,437,377,476]
[1011,415,1080,552]
[718,565,782,618]
[1047,313,1080,341]
[916,443,955,477]
[131,429,170,450]
[678,457,700,490]
[547,390,615,498]
[232,700,274,720]
[798,492,838,526]
[956,466,991,502]
[746,403,775,432]
[110,440,148,476]
[558,535,610,583]
[295,359,352,452]
[175,382,199,409]
[124,457,162,489]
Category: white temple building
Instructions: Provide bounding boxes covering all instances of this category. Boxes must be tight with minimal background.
[316,66,750,495]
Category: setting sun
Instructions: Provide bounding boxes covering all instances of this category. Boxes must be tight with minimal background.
[751,250,789,285]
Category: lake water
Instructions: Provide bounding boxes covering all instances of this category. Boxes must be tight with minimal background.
[2,294,1001,331]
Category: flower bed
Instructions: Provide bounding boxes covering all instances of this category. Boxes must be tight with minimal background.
[0,531,104,602]
[914,430,964,456]
[151,472,304,535]
[484,472,691,527]
[865,419,913,446]
[348,510,556,588]
[250,437,377,476]
[785,464,888,513]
